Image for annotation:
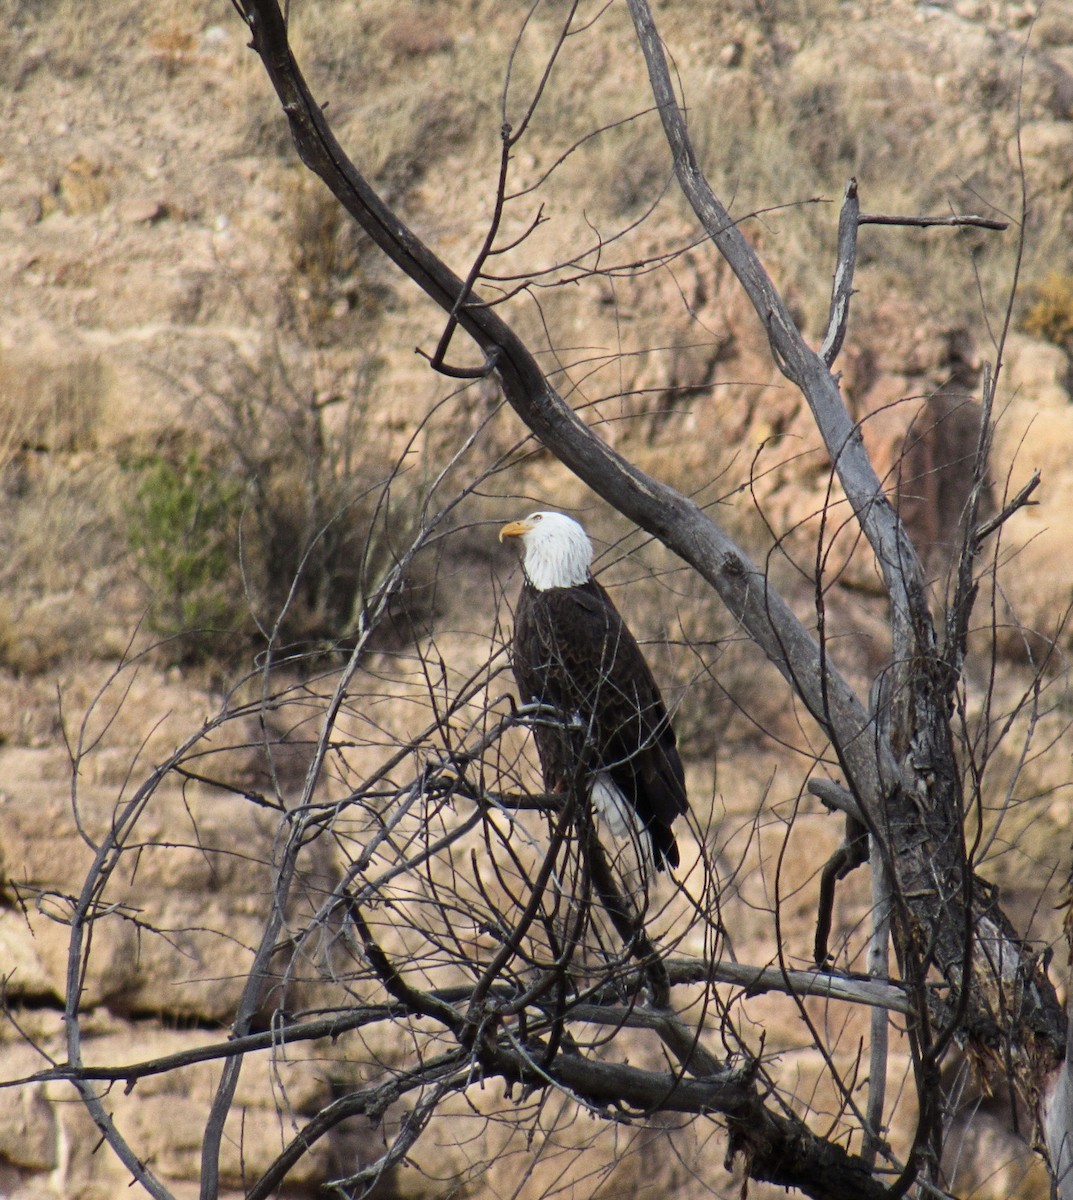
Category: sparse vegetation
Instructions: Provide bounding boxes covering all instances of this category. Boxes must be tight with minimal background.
[284,173,380,342]
[123,349,436,662]
[1023,270,1073,353]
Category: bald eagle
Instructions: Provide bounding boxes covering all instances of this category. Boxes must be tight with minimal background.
[499,512,688,871]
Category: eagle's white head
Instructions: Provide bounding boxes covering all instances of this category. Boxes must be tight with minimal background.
[499,511,593,591]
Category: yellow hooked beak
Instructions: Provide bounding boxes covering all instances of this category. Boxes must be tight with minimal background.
[499,518,534,543]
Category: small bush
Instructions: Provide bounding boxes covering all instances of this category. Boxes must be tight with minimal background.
[1022,271,1073,352]
[125,450,248,659]
[285,175,371,343]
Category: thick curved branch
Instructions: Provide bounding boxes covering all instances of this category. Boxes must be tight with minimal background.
[480,1041,889,1200]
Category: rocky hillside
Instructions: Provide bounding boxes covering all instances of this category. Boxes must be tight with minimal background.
[1,1,1073,1197]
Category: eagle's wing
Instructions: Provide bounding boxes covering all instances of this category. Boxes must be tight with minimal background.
[512,579,687,869]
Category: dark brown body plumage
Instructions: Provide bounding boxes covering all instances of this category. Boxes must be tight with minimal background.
[511,577,688,870]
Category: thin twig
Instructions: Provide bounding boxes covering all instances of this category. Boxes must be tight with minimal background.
[973,469,1040,542]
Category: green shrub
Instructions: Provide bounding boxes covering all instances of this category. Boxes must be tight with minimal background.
[125,450,247,659]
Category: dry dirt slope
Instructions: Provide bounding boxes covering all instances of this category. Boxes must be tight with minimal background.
[0,1,1072,1197]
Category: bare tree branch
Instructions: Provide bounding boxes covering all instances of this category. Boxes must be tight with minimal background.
[859,212,1008,230]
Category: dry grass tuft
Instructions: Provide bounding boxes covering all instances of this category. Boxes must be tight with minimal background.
[1022,271,1073,353]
